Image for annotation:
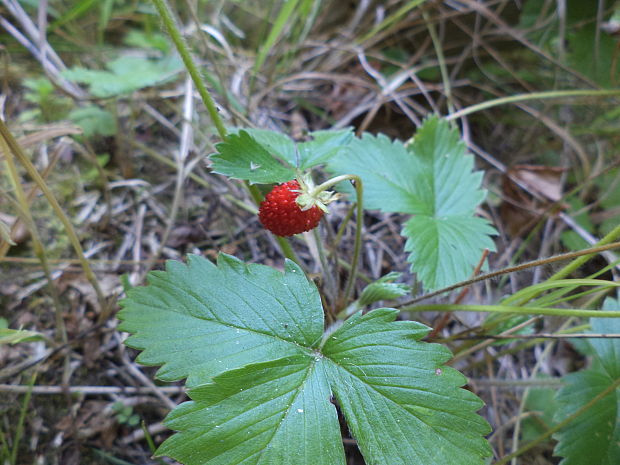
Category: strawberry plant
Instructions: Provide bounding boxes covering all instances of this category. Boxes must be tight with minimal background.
[113,1,620,464]
[119,116,497,464]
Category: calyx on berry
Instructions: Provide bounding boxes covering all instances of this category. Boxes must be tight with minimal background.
[294,175,340,213]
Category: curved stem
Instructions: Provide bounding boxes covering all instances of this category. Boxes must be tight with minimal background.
[308,174,360,197]
[447,89,620,121]
[151,0,228,141]
[400,241,620,306]
[405,303,620,319]
[302,173,365,305]
[341,176,364,305]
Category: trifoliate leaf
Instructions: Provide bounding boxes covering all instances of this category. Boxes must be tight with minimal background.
[63,55,182,98]
[323,309,492,465]
[210,130,296,184]
[553,297,620,465]
[327,116,496,291]
[210,128,353,184]
[120,254,492,465]
[358,272,411,307]
[118,254,324,387]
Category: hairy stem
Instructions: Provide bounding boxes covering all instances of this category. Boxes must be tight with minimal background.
[151,0,228,141]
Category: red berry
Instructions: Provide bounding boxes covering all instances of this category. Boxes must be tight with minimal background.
[258,180,324,236]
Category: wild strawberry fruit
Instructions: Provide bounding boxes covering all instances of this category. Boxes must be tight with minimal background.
[258,180,323,236]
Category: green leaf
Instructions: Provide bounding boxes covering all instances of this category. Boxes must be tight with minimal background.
[63,55,182,98]
[296,129,354,169]
[358,272,411,307]
[69,105,116,137]
[210,129,353,184]
[553,297,620,465]
[590,298,620,379]
[121,254,492,465]
[521,376,559,442]
[402,216,496,291]
[0,328,45,345]
[124,29,170,53]
[157,355,345,465]
[118,254,324,387]
[210,131,296,184]
[328,116,496,291]
[323,309,492,465]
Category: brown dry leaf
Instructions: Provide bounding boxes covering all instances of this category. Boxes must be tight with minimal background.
[510,164,565,202]
[16,124,82,148]
[290,110,310,141]
[500,164,566,237]
[63,273,121,313]
[0,212,30,245]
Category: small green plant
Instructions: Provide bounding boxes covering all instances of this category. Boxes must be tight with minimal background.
[119,117,497,464]
[20,77,72,123]
[111,402,140,427]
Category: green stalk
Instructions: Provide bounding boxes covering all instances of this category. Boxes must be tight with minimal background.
[2,147,67,344]
[10,373,36,465]
[312,226,337,311]
[358,0,429,44]
[250,0,300,93]
[402,241,620,306]
[447,89,620,121]
[344,179,364,304]
[547,223,620,282]
[511,224,620,307]
[307,174,364,305]
[423,10,454,116]
[150,0,228,141]
[0,119,108,321]
[152,0,303,265]
[406,304,620,319]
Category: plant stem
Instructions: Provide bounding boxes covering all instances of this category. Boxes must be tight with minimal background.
[511,224,620,307]
[447,89,620,121]
[548,223,620,282]
[358,0,428,44]
[313,226,336,308]
[493,376,620,465]
[308,174,361,197]
[2,147,66,344]
[343,177,364,305]
[305,173,364,306]
[423,10,454,116]
[406,304,620,319]
[10,373,36,465]
[150,0,228,141]
[401,241,620,306]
